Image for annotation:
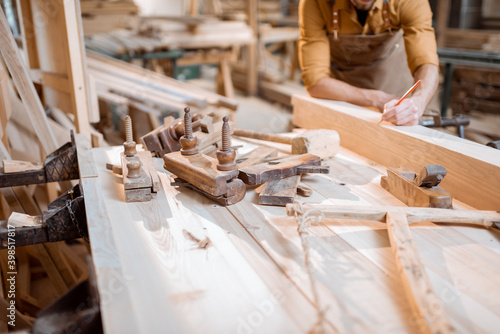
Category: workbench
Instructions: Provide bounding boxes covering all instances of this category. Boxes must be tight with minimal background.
[81,135,500,333]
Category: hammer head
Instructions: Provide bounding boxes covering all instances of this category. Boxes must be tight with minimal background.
[291,130,340,160]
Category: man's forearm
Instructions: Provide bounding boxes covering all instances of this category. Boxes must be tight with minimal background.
[411,64,439,111]
[308,77,397,111]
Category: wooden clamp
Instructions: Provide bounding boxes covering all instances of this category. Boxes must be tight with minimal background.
[120,150,160,202]
[381,165,452,208]
[0,183,87,248]
[164,152,245,205]
[141,113,231,157]
[163,110,245,206]
[106,151,160,202]
[238,154,328,186]
[141,113,202,156]
[0,131,79,187]
[107,117,160,202]
[287,203,500,334]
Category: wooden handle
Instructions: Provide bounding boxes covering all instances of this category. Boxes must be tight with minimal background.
[233,129,293,145]
[386,212,456,334]
[286,204,500,228]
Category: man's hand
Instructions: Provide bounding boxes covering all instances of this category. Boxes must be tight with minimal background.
[381,96,426,125]
[371,91,398,112]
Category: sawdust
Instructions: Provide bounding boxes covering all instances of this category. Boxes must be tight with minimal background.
[182,229,213,249]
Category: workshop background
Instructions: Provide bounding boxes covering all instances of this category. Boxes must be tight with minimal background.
[0,0,499,333]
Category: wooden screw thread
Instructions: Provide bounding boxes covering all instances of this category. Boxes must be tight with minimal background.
[183,107,193,138]
[125,115,133,142]
[221,116,230,151]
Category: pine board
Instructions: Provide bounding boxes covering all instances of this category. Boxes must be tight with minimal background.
[85,143,500,333]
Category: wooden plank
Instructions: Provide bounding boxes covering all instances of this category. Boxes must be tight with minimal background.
[386,211,455,334]
[43,243,77,288]
[92,72,186,112]
[259,175,300,206]
[31,244,68,295]
[28,0,92,136]
[29,70,71,94]
[89,142,500,332]
[292,95,500,210]
[291,150,500,332]
[0,6,58,153]
[75,133,98,178]
[87,51,238,111]
[81,172,140,333]
[91,147,312,332]
[0,59,11,148]
[3,160,43,173]
[246,0,258,95]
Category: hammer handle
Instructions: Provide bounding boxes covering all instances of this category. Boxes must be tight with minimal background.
[233,129,293,145]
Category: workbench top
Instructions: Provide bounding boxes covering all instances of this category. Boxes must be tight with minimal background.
[83,144,500,334]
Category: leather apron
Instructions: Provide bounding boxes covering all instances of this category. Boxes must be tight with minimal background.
[329,0,414,97]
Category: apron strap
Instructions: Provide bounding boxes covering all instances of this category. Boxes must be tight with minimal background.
[332,0,393,39]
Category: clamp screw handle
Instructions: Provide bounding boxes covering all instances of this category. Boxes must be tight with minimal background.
[127,160,141,179]
[123,115,137,157]
[180,107,199,156]
[217,116,236,171]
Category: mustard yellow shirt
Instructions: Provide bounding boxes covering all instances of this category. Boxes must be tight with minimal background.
[299,0,439,90]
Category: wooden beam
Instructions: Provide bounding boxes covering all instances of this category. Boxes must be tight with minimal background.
[0,59,11,148]
[75,134,141,332]
[246,0,258,95]
[29,70,71,94]
[59,0,92,135]
[0,7,58,153]
[87,51,238,111]
[292,95,500,210]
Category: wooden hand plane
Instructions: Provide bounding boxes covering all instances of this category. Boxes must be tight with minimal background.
[163,108,245,206]
[238,154,329,185]
[381,165,452,208]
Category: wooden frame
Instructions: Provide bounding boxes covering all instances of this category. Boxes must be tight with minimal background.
[17,0,92,135]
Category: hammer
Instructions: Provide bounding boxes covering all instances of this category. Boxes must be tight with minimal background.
[233,129,340,160]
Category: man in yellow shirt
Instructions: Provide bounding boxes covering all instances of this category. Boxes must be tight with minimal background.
[299,0,440,125]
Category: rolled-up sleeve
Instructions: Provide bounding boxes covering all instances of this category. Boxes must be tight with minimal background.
[399,0,439,74]
[298,0,331,90]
